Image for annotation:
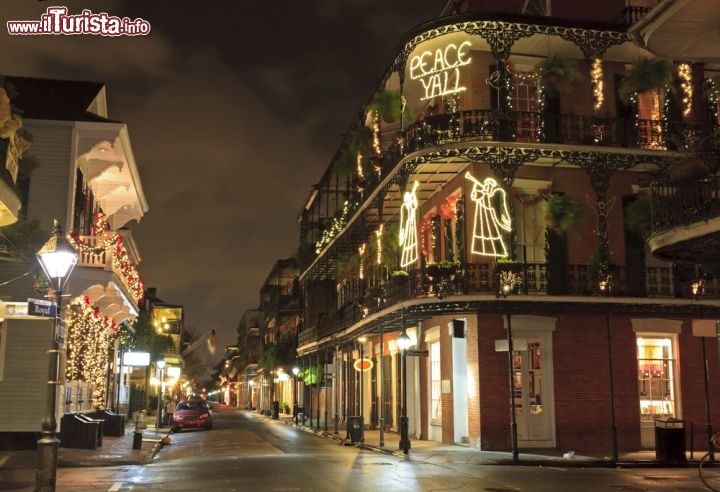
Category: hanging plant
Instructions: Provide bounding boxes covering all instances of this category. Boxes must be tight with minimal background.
[624,196,652,237]
[534,55,581,97]
[542,194,582,234]
[618,58,673,104]
[368,89,412,123]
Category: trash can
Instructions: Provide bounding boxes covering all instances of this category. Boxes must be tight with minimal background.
[272,401,280,419]
[347,416,364,444]
[654,417,686,465]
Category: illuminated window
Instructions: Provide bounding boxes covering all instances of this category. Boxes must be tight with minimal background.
[636,90,664,150]
[637,336,677,422]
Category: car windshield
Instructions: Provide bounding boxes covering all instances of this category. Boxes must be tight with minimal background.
[177,402,208,411]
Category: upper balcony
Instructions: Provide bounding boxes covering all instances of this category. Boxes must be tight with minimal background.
[67,223,143,325]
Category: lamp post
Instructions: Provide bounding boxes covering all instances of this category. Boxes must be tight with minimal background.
[155,360,165,434]
[397,324,412,454]
[292,366,299,426]
[358,336,366,427]
[35,220,78,492]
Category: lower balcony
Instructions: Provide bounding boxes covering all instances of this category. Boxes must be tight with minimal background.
[649,175,720,263]
[324,261,714,334]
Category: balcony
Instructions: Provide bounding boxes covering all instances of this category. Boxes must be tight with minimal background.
[71,234,144,306]
[649,175,720,262]
[312,261,716,338]
[404,109,681,152]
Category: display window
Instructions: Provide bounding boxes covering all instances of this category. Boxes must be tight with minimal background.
[637,336,677,422]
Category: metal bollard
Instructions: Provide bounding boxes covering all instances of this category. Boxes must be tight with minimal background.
[132,410,146,450]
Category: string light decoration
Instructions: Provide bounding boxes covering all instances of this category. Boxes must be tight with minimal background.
[69,212,144,302]
[592,58,604,112]
[466,172,512,258]
[356,152,364,178]
[315,201,351,253]
[678,63,692,118]
[372,111,381,155]
[419,215,432,261]
[498,270,523,297]
[358,243,366,279]
[375,224,383,265]
[66,296,116,409]
[707,78,719,124]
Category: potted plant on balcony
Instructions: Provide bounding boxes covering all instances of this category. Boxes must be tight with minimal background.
[542,194,582,295]
[368,89,412,123]
[618,57,673,104]
[534,55,581,97]
[334,126,372,178]
[390,269,409,285]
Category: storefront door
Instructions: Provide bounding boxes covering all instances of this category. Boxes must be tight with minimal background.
[513,333,555,447]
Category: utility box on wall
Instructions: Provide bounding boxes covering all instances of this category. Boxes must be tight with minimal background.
[0,315,56,432]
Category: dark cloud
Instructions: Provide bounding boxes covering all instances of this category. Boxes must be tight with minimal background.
[1,0,442,355]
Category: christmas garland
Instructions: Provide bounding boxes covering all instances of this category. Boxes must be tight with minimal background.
[69,212,144,302]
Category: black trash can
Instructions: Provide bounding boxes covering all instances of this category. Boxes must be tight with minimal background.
[347,416,364,444]
[272,401,280,419]
[654,417,687,465]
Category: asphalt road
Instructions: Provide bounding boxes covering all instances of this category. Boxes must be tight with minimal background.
[21,409,718,491]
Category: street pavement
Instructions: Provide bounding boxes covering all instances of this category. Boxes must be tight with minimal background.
[0,405,701,477]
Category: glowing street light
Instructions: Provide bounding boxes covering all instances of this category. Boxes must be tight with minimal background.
[397,323,412,455]
[35,220,77,492]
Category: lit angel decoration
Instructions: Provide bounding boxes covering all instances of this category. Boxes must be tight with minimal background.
[465,172,512,257]
[399,181,419,267]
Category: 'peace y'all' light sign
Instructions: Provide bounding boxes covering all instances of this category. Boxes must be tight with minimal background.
[409,41,472,101]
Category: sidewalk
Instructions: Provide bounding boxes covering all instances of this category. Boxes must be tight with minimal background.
[269,412,697,468]
[0,423,171,471]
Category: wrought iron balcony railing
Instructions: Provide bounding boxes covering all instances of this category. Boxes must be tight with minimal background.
[404,110,673,151]
[651,175,720,233]
[313,262,714,338]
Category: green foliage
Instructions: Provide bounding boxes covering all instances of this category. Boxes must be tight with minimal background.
[128,311,175,359]
[368,89,412,123]
[624,196,651,237]
[0,217,47,261]
[542,194,582,234]
[618,58,673,104]
[336,251,361,281]
[590,240,612,279]
[534,55,581,96]
[301,364,320,385]
[334,126,372,177]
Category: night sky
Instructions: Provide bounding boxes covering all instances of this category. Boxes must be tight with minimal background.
[1,1,443,358]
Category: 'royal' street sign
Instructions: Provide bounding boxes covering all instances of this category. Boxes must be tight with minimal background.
[27,298,56,318]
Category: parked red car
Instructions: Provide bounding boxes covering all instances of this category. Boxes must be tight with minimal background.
[171,400,213,432]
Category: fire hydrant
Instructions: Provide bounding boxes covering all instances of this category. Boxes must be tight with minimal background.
[132,410,147,450]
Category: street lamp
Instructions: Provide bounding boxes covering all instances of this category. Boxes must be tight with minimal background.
[397,325,412,454]
[358,335,366,435]
[35,219,78,492]
[292,366,299,426]
[155,360,165,434]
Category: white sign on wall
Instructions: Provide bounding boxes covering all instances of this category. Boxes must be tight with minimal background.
[409,41,472,101]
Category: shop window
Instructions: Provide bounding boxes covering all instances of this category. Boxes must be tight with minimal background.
[430,341,441,423]
[637,336,677,422]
